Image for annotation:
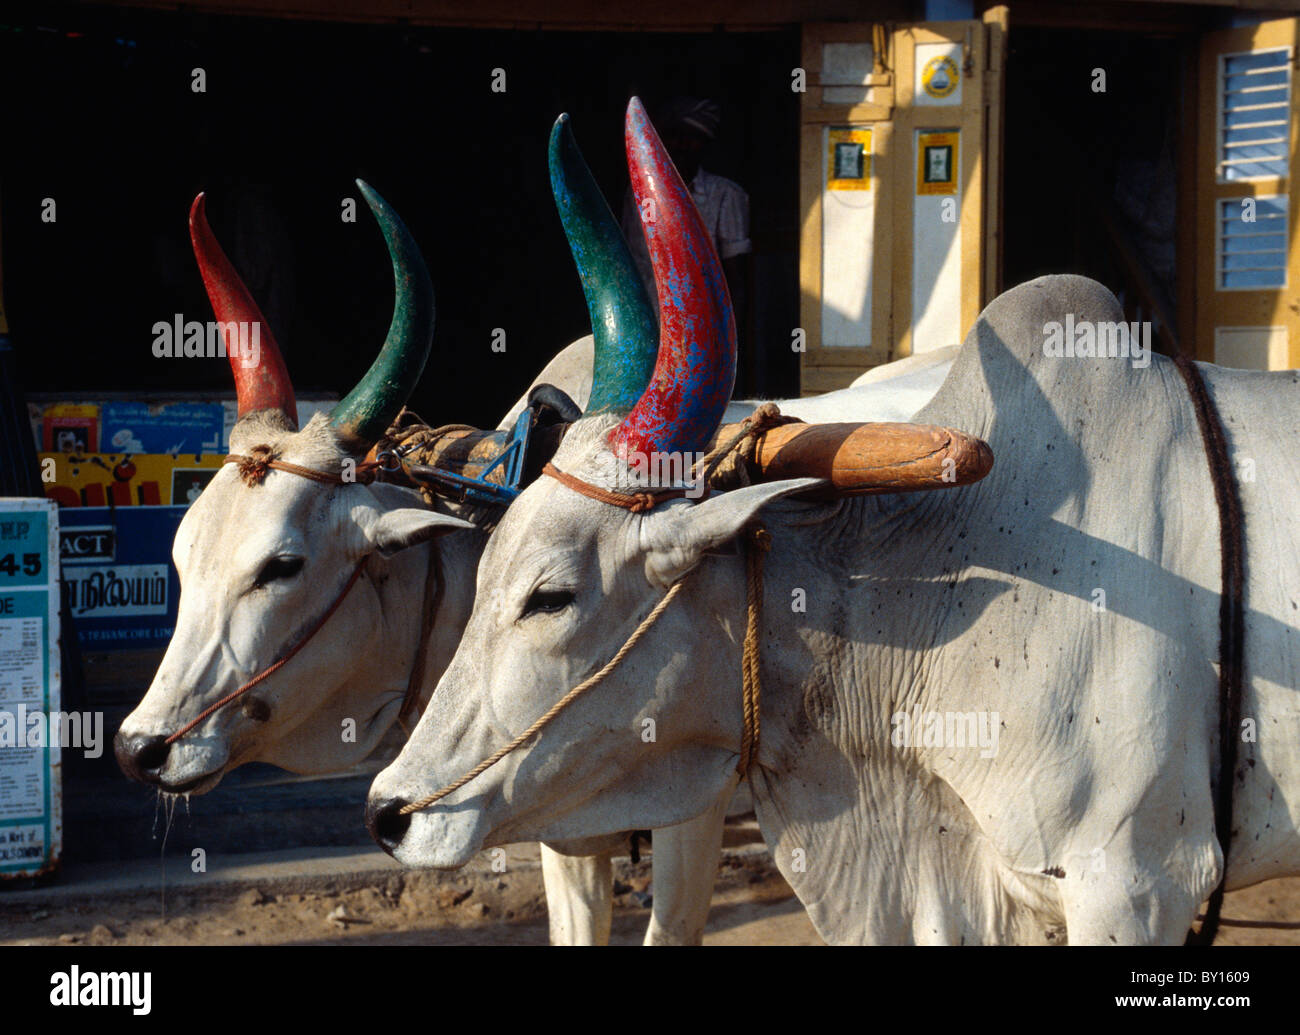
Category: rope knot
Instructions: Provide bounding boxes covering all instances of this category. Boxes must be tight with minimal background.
[227,445,280,486]
[747,402,787,434]
[699,403,804,493]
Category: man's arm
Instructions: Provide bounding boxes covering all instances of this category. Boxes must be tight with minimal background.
[716,184,752,358]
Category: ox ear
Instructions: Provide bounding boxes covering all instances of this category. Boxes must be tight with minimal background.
[358,507,475,557]
[642,478,824,590]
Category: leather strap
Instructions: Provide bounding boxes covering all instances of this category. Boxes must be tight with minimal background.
[1172,351,1246,947]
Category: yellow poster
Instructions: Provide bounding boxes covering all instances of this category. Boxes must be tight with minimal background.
[39,453,225,509]
[827,128,872,191]
[917,132,959,196]
[41,403,100,452]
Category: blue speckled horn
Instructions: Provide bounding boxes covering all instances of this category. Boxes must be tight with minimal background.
[610,97,736,459]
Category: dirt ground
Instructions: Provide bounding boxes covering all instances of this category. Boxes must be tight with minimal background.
[0,845,819,946]
[4,841,1300,946]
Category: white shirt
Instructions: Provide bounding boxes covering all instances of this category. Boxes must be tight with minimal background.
[621,168,751,303]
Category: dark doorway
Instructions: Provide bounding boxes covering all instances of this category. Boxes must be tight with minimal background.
[1001,26,1185,347]
[2,8,801,431]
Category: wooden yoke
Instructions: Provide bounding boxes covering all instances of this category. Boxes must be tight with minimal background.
[382,417,993,503]
[709,420,994,497]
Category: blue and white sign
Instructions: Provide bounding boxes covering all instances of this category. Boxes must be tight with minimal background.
[0,498,61,879]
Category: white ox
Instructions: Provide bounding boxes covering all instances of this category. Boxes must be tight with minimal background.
[504,341,955,942]
[116,182,953,944]
[368,273,1300,944]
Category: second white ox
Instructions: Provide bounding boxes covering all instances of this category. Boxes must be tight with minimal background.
[365,102,1300,945]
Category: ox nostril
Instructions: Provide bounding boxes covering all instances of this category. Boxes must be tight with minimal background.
[366,797,412,854]
[135,735,171,771]
[115,731,172,782]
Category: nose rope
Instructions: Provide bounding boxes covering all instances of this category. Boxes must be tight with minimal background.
[398,569,696,815]
[397,415,782,816]
[164,557,370,745]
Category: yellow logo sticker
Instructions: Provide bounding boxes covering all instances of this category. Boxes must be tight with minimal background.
[921,55,959,99]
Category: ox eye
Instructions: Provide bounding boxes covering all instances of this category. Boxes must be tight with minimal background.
[521,587,575,619]
[254,555,305,588]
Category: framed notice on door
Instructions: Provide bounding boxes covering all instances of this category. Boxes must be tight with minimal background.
[0,498,61,879]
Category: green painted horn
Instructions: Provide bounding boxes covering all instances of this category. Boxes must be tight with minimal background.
[549,114,657,414]
[330,180,434,451]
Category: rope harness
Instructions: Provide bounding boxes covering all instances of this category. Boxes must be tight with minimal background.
[397,408,791,816]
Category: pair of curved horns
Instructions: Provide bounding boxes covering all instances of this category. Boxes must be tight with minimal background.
[189,180,432,452]
[550,99,736,458]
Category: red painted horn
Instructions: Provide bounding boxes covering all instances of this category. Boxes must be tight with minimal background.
[189,194,298,426]
[608,97,736,460]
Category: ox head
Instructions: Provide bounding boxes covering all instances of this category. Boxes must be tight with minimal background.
[115,182,474,793]
[366,99,993,866]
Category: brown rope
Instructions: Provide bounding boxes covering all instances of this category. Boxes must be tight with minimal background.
[375,417,481,504]
[381,413,478,456]
[1171,351,1246,947]
[695,402,803,492]
[539,403,798,515]
[225,413,477,496]
[164,557,370,744]
[738,526,771,777]
[224,447,383,487]
[541,462,694,513]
